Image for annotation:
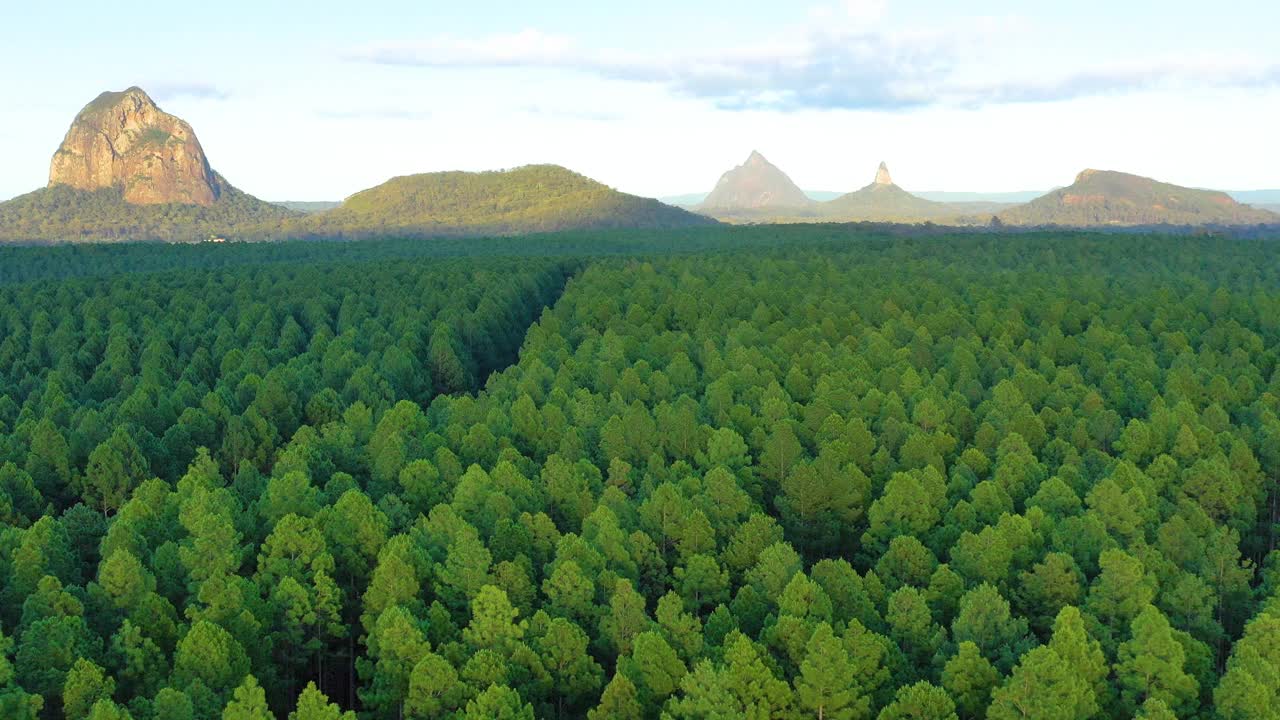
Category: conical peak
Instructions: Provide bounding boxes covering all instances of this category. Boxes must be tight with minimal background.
[874,162,893,186]
[746,150,768,166]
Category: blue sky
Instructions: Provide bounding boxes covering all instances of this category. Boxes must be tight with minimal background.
[2,0,1278,201]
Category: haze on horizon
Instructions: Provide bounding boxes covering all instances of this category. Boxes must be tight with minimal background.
[2,0,1278,203]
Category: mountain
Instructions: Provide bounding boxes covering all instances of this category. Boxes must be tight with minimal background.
[821,163,963,221]
[999,170,1280,227]
[0,87,295,242]
[49,87,221,205]
[699,151,813,211]
[300,164,715,237]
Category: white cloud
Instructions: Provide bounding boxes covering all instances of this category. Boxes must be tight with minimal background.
[347,12,1280,113]
[149,83,230,102]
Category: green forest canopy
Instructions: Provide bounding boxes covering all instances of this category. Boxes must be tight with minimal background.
[0,227,1279,719]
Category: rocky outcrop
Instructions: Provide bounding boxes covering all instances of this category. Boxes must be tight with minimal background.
[999,169,1280,227]
[874,161,893,186]
[700,151,813,210]
[48,87,220,206]
[820,162,955,221]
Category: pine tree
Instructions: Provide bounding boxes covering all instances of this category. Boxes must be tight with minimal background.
[796,623,871,720]
[588,673,643,720]
[1115,605,1198,717]
[222,676,272,720]
[941,642,999,720]
[987,646,1092,720]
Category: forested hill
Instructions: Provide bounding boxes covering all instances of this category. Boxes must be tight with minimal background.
[999,169,1280,227]
[0,180,300,244]
[293,165,715,238]
[1,229,1280,719]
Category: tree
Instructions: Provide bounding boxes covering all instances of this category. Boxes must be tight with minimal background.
[85,700,134,720]
[173,620,250,696]
[588,673,643,720]
[359,606,430,718]
[461,684,534,720]
[886,587,944,669]
[864,471,944,553]
[63,658,115,720]
[289,682,355,720]
[759,421,803,486]
[941,642,999,720]
[152,687,195,720]
[82,426,149,516]
[1115,605,1198,717]
[627,631,686,702]
[665,633,793,719]
[1086,549,1155,633]
[1214,612,1280,720]
[1134,698,1178,720]
[404,653,462,719]
[14,615,96,704]
[0,629,42,720]
[796,623,872,720]
[222,675,272,720]
[464,586,526,652]
[599,580,649,658]
[875,681,957,720]
[950,584,1032,673]
[986,646,1092,720]
[534,616,604,716]
[1045,607,1107,712]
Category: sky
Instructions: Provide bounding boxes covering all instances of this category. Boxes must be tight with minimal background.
[1,0,1278,202]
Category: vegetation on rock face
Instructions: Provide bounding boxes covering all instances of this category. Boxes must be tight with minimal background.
[0,227,1279,719]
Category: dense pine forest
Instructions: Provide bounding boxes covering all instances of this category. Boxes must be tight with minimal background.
[1,228,1279,720]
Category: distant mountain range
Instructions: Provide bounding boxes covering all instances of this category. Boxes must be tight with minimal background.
[692,157,1019,224]
[689,153,1279,228]
[663,190,1045,206]
[0,87,1276,243]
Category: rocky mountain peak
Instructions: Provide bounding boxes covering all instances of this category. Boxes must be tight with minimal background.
[874,161,894,186]
[48,86,220,206]
[700,151,812,210]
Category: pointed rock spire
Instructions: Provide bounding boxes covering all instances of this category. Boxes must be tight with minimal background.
[874,161,893,186]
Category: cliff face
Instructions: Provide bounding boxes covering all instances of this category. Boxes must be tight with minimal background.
[48,87,219,206]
